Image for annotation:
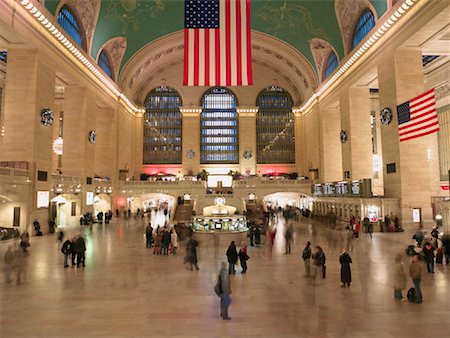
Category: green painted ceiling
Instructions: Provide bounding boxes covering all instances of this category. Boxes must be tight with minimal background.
[44,0,387,77]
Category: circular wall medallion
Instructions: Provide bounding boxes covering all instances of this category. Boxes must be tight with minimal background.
[214,196,226,206]
[243,150,253,159]
[40,108,54,126]
[186,149,196,159]
[340,130,348,144]
[380,107,393,125]
[88,130,97,144]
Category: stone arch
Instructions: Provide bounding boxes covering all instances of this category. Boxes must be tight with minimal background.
[96,37,127,82]
[55,0,101,54]
[334,0,378,55]
[309,38,340,82]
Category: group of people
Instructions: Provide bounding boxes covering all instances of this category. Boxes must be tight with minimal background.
[225,241,250,274]
[393,253,423,303]
[145,224,179,256]
[60,232,87,268]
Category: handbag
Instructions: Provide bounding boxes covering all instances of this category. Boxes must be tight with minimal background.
[214,276,222,297]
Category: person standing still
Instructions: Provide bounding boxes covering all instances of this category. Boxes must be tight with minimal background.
[409,255,423,303]
[61,238,72,268]
[238,243,249,273]
[393,253,407,301]
[302,241,312,277]
[339,249,352,287]
[218,262,232,320]
[311,246,325,284]
[285,224,293,254]
[226,241,238,274]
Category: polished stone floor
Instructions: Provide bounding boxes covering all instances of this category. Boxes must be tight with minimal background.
[1,215,449,338]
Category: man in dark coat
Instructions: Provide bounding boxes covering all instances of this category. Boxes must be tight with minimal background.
[161,228,171,255]
[186,237,199,271]
[73,233,86,267]
[61,238,72,268]
[339,249,352,287]
[226,241,238,274]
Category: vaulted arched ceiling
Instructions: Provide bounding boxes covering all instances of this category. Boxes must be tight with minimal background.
[44,0,388,77]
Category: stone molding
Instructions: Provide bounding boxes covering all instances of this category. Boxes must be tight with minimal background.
[309,38,339,83]
[96,37,127,82]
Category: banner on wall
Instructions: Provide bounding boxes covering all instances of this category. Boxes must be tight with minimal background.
[37,191,49,208]
[86,192,94,206]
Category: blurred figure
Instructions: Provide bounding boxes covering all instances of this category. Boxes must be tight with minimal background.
[311,246,326,284]
[57,228,65,249]
[226,241,238,274]
[19,232,30,252]
[218,262,232,320]
[145,223,153,248]
[171,228,178,255]
[33,219,42,236]
[301,241,312,277]
[15,246,29,285]
[345,226,354,252]
[162,228,171,255]
[393,253,407,301]
[61,237,73,268]
[3,245,15,284]
[339,249,352,287]
[254,226,261,247]
[284,224,294,255]
[238,242,249,274]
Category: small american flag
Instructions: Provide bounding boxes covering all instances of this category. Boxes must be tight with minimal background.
[184,0,252,86]
[397,89,439,142]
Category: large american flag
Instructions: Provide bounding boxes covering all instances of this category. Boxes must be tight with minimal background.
[184,0,252,86]
[397,89,439,142]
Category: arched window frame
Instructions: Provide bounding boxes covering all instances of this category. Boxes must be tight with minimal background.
[57,5,86,51]
[323,51,339,81]
[98,49,114,80]
[256,86,295,164]
[143,86,183,165]
[351,9,375,50]
[200,87,239,164]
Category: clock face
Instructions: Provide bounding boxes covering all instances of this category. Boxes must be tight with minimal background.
[214,197,226,206]
[380,107,393,125]
[186,149,195,159]
[88,130,96,144]
[243,150,253,159]
[340,130,348,144]
[40,108,54,126]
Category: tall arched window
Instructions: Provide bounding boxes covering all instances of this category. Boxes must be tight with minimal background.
[351,9,375,49]
[57,5,85,50]
[143,86,182,164]
[98,50,113,80]
[256,86,295,164]
[323,52,338,80]
[201,88,239,164]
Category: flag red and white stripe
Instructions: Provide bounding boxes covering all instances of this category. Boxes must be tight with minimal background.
[184,0,252,87]
[398,89,440,142]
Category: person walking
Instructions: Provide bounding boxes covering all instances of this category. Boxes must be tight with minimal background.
[161,228,171,256]
[339,249,352,287]
[345,226,354,252]
[409,254,423,303]
[19,232,30,252]
[171,228,178,255]
[217,262,232,320]
[422,242,435,273]
[61,237,72,268]
[284,224,293,254]
[226,241,238,274]
[3,245,15,284]
[254,226,261,247]
[393,253,407,301]
[186,236,199,270]
[301,241,312,277]
[238,243,250,274]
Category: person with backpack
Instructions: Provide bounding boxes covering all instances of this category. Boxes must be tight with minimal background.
[409,254,423,303]
[393,253,407,301]
[301,241,312,277]
[61,237,72,268]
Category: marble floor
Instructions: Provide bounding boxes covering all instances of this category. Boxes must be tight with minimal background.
[0,216,449,338]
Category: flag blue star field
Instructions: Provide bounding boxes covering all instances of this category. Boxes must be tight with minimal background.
[397,89,439,142]
[184,0,253,86]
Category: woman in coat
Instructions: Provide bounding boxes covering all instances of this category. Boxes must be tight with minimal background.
[393,253,407,300]
[339,249,352,287]
[238,242,250,274]
[226,241,238,274]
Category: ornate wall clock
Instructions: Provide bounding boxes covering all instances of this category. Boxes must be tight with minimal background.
[340,130,348,144]
[380,107,393,125]
[243,150,253,159]
[88,130,97,144]
[186,149,196,159]
[40,108,54,126]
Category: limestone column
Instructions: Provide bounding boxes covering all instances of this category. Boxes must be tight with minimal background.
[237,107,258,175]
[378,49,441,226]
[180,107,201,175]
[319,106,343,182]
[94,106,117,179]
[301,106,321,180]
[294,110,303,176]
[1,48,55,230]
[62,86,95,213]
[133,112,143,179]
[340,87,373,180]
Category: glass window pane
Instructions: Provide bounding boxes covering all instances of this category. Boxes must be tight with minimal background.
[57,6,85,50]
[352,9,375,50]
